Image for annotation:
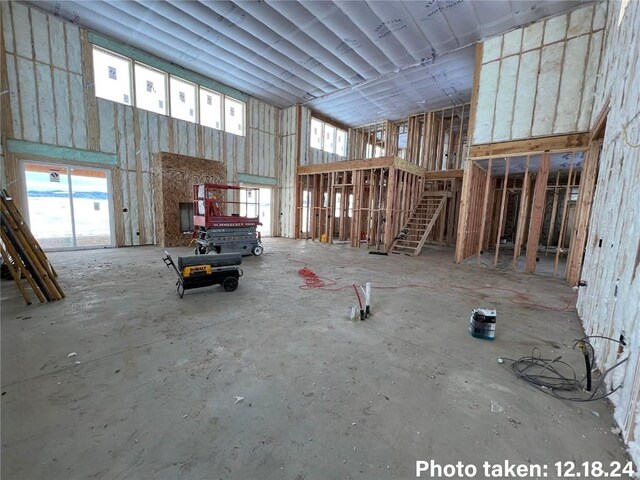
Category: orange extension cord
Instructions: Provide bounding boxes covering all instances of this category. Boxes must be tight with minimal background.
[293,259,577,313]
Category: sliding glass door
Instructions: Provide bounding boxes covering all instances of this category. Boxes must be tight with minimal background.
[22,161,114,250]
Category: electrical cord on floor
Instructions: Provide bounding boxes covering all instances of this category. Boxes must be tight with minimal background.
[281,253,578,311]
[500,337,628,402]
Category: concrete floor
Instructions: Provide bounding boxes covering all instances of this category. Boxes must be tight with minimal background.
[1,239,631,479]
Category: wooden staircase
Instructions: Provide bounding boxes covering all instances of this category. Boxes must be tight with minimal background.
[390,191,448,256]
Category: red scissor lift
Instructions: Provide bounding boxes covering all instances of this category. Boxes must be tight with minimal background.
[192,183,263,256]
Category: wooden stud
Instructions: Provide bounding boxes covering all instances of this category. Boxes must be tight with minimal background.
[494,158,510,266]
[476,158,493,264]
[524,153,550,273]
[546,171,561,254]
[513,156,531,268]
[566,142,600,284]
[467,42,484,144]
[554,153,575,275]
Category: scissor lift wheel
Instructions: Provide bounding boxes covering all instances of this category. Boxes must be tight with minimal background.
[252,245,264,256]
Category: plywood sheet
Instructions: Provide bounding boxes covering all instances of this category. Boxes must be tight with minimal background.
[155,152,226,247]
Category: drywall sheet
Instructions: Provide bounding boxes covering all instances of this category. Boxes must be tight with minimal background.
[472,3,604,144]
[577,0,640,465]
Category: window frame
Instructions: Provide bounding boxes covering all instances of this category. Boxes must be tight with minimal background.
[90,45,247,137]
[199,86,224,131]
[91,46,134,106]
[134,61,169,116]
[310,116,347,156]
[169,75,198,123]
[224,97,246,136]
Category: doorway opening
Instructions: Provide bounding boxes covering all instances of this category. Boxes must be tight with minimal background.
[239,186,272,237]
[21,161,115,250]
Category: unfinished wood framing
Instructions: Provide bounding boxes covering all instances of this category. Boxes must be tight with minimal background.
[455,151,588,279]
[524,153,550,272]
[295,156,461,253]
[566,141,600,284]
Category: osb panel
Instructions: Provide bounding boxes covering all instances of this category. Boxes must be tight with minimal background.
[155,152,226,247]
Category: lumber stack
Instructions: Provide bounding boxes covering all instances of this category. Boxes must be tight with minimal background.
[0,190,64,305]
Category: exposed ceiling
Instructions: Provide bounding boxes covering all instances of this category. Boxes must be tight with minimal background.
[36,0,589,126]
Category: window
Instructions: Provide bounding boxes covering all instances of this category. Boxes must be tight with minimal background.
[324,125,336,153]
[348,194,354,218]
[310,118,323,149]
[199,87,222,130]
[334,192,341,218]
[92,47,132,105]
[91,46,246,136]
[134,63,167,115]
[310,117,347,156]
[336,129,347,156]
[225,97,245,136]
[170,76,196,122]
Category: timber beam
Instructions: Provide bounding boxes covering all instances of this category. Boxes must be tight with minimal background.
[468,133,589,158]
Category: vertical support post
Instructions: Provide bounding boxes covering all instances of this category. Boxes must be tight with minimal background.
[455,160,475,263]
[513,156,531,268]
[477,158,493,264]
[554,155,575,275]
[383,167,396,250]
[525,153,550,273]
[566,142,600,284]
[546,171,561,255]
[493,158,510,266]
[293,104,302,238]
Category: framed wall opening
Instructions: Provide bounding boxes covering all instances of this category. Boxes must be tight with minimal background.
[20,160,115,250]
[455,148,600,282]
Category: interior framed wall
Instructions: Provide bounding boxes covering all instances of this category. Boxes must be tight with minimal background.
[455,146,597,280]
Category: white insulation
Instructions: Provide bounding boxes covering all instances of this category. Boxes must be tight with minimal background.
[473,2,606,144]
[28,0,586,127]
[1,2,281,246]
[577,0,640,466]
